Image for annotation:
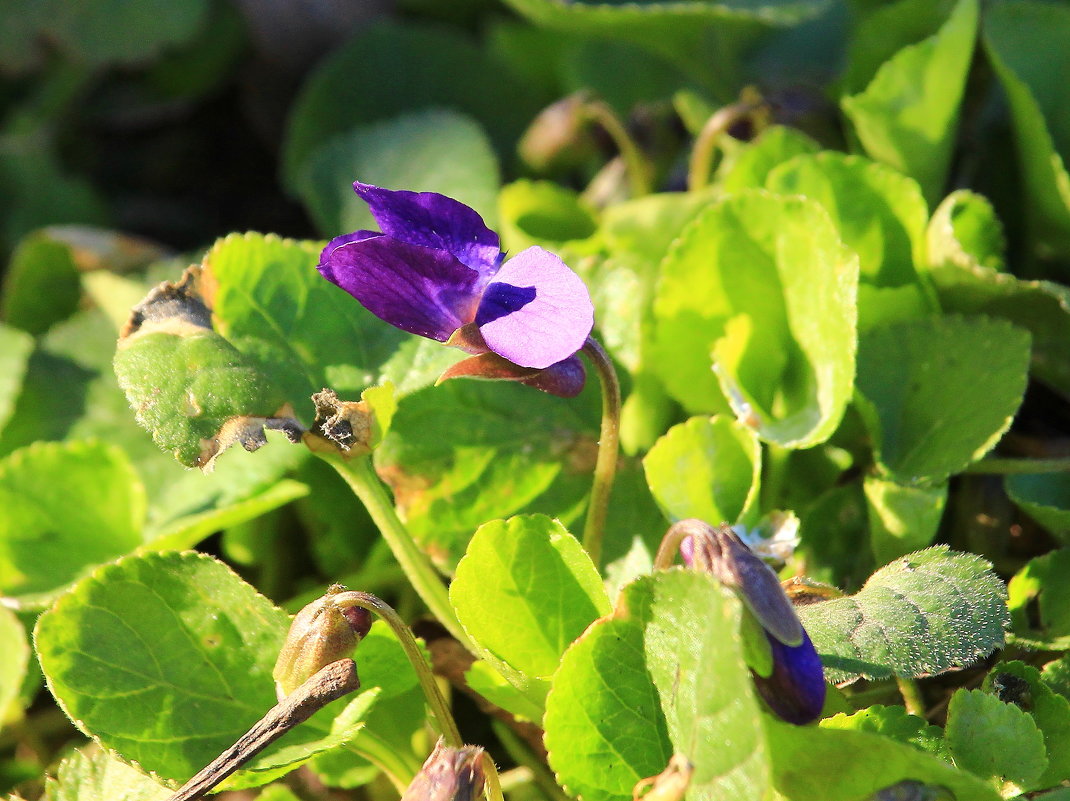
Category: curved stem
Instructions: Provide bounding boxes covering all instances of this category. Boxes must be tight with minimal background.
[653,518,708,571]
[334,591,463,749]
[315,452,473,651]
[584,100,652,197]
[687,98,760,192]
[580,337,622,569]
[964,456,1070,474]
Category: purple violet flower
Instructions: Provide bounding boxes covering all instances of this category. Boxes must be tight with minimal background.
[318,183,595,397]
[680,522,826,725]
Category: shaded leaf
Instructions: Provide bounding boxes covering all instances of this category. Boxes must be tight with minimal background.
[765,716,1002,801]
[984,661,1070,788]
[945,688,1047,790]
[854,316,1030,483]
[983,2,1070,260]
[841,0,977,203]
[929,191,1070,397]
[1,232,82,336]
[283,21,539,188]
[0,440,144,607]
[297,109,500,238]
[863,476,947,565]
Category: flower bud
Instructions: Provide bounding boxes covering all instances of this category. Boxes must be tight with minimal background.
[866,779,954,801]
[670,519,826,724]
[401,738,486,801]
[273,585,373,700]
[518,92,597,172]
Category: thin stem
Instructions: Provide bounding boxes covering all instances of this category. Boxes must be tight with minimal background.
[584,100,652,197]
[333,591,463,749]
[317,452,473,651]
[687,99,760,192]
[581,337,622,569]
[896,676,926,718]
[963,456,1070,475]
[167,659,361,801]
[493,720,572,801]
[654,518,712,571]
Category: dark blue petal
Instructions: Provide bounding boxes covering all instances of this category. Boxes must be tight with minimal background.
[318,235,482,342]
[354,182,501,278]
[752,630,826,725]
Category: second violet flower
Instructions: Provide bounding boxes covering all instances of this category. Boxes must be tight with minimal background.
[318,182,595,397]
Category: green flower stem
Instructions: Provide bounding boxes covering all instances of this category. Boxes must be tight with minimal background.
[653,518,702,570]
[316,452,473,651]
[583,99,652,197]
[334,591,463,749]
[492,720,571,801]
[896,676,927,718]
[581,337,622,569]
[964,456,1070,474]
[687,98,760,192]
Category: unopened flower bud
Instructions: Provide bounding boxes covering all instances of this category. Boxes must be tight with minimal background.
[518,92,597,172]
[670,519,826,724]
[866,779,954,801]
[401,738,486,801]
[273,584,372,700]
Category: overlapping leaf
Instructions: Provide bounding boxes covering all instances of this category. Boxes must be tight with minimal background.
[854,316,1030,483]
[34,552,380,789]
[451,515,610,713]
[652,190,858,448]
[544,570,769,801]
[796,546,1009,683]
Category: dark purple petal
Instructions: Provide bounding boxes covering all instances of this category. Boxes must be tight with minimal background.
[354,182,501,278]
[752,629,826,725]
[323,230,382,255]
[475,247,594,369]
[318,235,482,341]
[519,355,586,397]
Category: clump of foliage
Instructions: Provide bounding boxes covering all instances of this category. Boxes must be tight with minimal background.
[4,0,1070,800]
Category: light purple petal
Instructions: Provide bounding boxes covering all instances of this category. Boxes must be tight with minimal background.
[354,182,501,278]
[318,235,482,341]
[475,247,594,370]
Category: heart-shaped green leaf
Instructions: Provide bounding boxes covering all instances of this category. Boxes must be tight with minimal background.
[854,316,1030,483]
[653,190,858,448]
[643,415,761,526]
[451,515,610,711]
